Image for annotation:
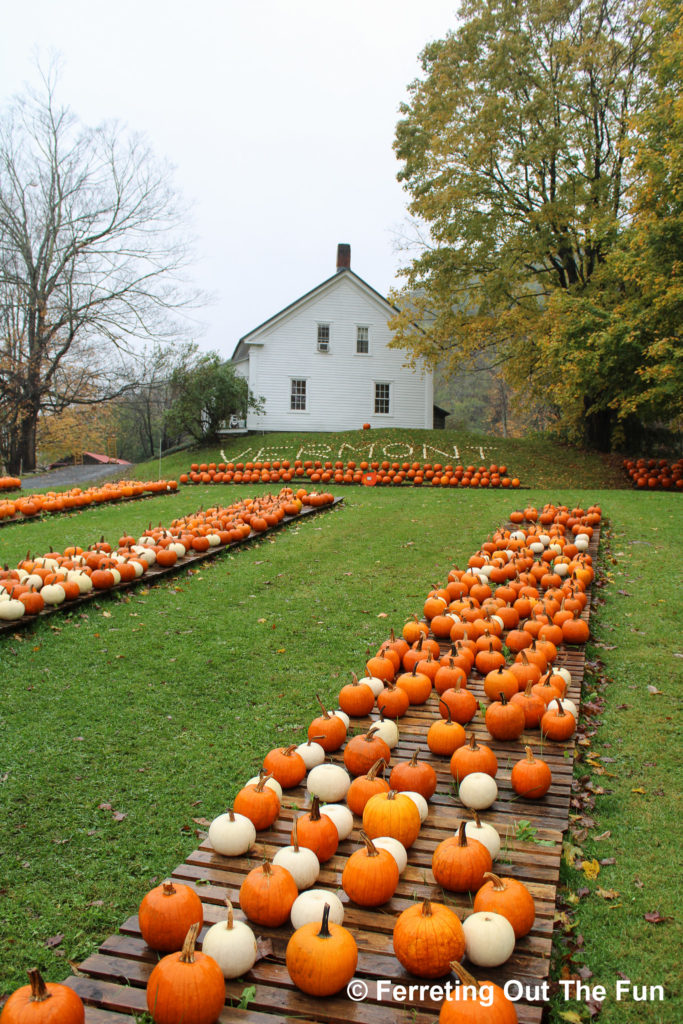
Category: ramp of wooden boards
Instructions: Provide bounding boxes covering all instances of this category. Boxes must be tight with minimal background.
[63,522,600,1024]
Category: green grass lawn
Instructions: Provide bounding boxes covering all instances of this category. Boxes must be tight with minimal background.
[0,454,680,1021]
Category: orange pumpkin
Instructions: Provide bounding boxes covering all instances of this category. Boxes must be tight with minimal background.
[341,832,399,906]
[432,821,492,892]
[0,970,84,1024]
[393,899,465,978]
[474,871,536,938]
[239,859,297,927]
[146,924,225,1024]
[139,880,204,953]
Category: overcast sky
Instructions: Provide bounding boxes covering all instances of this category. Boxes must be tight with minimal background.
[0,0,459,358]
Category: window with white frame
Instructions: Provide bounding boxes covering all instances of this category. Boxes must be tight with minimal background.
[317,323,330,352]
[291,378,307,411]
[356,326,369,353]
[374,382,390,415]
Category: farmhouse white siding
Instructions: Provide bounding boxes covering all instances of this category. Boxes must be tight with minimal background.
[233,255,433,432]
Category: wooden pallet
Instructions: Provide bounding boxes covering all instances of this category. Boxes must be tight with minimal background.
[63,523,600,1024]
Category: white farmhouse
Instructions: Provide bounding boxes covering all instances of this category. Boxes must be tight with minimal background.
[230,245,441,431]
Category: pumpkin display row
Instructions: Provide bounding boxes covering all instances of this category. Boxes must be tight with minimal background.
[0,488,335,621]
[0,479,178,523]
[0,500,597,1024]
[0,475,21,492]
[180,459,522,489]
[622,456,683,491]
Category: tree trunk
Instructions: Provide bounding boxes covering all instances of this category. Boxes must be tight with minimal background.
[583,403,613,452]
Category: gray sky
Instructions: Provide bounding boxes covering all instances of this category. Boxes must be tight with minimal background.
[0,1,458,358]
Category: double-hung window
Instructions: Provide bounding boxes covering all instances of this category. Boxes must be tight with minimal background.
[291,378,307,411]
[374,382,390,415]
[356,326,369,354]
[317,323,330,352]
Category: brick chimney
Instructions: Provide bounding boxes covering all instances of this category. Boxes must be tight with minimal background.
[336,243,351,272]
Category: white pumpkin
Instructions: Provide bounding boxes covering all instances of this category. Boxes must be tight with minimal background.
[0,599,25,620]
[371,716,399,749]
[358,675,385,698]
[24,573,44,589]
[401,791,429,821]
[295,739,326,769]
[554,563,569,576]
[169,542,187,558]
[538,533,551,547]
[463,911,516,966]
[290,889,345,930]
[136,547,157,566]
[206,533,221,547]
[67,571,93,594]
[459,773,498,810]
[510,531,526,543]
[319,803,354,840]
[306,763,351,803]
[555,666,572,689]
[246,775,283,800]
[462,814,501,860]
[555,697,578,720]
[208,809,256,856]
[273,821,320,890]
[39,583,66,605]
[371,836,408,874]
[109,568,122,585]
[201,900,258,978]
[330,709,350,730]
[529,541,544,555]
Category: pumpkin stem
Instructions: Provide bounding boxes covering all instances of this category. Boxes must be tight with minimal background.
[359,830,380,857]
[367,758,386,780]
[282,744,298,756]
[525,745,535,761]
[309,795,322,821]
[27,969,51,1003]
[162,881,176,897]
[553,699,566,716]
[498,691,509,705]
[483,872,506,891]
[308,735,326,743]
[179,922,200,963]
[439,698,452,724]
[225,898,235,930]
[410,749,420,767]
[467,733,478,750]
[255,771,272,793]
[472,810,482,827]
[421,898,433,917]
[317,903,332,939]
[315,694,331,719]
[457,820,469,847]
[292,815,300,851]
[350,671,359,685]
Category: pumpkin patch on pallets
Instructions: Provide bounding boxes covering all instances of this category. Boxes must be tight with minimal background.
[54,502,600,1024]
[0,490,340,631]
[0,479,179,528]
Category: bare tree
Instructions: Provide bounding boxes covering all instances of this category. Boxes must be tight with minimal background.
[0,65,199,473]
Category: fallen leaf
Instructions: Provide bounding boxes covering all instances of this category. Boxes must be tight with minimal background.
[563,842,584,868]
[596,888,620,899]
[631,787,646,795]
[646,685,663,695]
[276,648,286,654]
[98,803,112,811]
[192,817,212,827]
[593,831,611,841]
[102,610,112,618]
[644,910,672,924]
[45,933,64,948]
[377,612,388,618]
[600,857,616,865]
[257,618,267,624]
[558,1012,584,1023]
[112,811,127,822]
[582,858,601,881]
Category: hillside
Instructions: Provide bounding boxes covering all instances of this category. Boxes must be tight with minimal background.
[134,428,625,490]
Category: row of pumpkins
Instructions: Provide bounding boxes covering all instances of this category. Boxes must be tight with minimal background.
[0,489,333,620]
[181,459,521,489]
[131,501,599,1023]
[0,475,21,492]
[0,480,178,522]
[0,500,599,1024]
[622,456,683,491]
